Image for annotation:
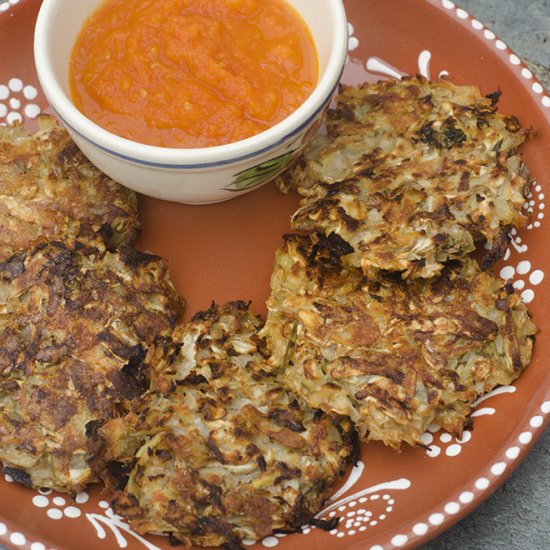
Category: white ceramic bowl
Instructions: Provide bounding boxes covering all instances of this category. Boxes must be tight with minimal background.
[34,0,348,204]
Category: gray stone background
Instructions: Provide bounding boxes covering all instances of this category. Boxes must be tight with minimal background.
[424,0,550,549]
[0,1,548,550]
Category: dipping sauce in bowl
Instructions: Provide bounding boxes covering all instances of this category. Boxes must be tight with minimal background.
[69,0,318,148]
[35,0,348,203]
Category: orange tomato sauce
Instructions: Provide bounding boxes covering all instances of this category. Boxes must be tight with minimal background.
[69,0,318,148]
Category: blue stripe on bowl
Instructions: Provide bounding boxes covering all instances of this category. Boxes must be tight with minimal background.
[52,80,339,170]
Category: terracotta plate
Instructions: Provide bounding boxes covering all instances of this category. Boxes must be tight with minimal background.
[1,0,549,549]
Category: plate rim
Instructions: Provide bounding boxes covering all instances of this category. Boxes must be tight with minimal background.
[0,0,549,549]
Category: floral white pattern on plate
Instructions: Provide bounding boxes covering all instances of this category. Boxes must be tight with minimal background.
[0,77,41,125]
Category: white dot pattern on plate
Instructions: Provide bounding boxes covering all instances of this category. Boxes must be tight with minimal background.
[476,477,490,490]
[506,446,521,460]
[521,289,535,304]
[530,415,543,428]
[513,280,525,290]
[391,534,409,547]
[459,491,474,504]
[24,103,41,118]
[423,425,475,458]
[491,462,506,475]
[411,402,547,550]
[429,513,445,526]
[0,0,21,13]
[403,394,549,550]
[413,523,428,536]
[529,270,544,285]
[32,496,49,509]
[441,0,550,111]
[348,23,359,51]
[6,111,22,124]
[444,502,460,514]
[519,431,533,444]
[419,432,433,445]
[0,77,42,126]
[10,532,26,546]
[75,492,89,504]
[445,444,462,457]
[64,506,82,519]
[498,251,545,304]
[500,265,515,279]
[46,509,63,520]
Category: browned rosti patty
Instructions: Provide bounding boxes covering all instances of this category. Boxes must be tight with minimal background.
[261,234,536,449]
[277,76,532,278]
[0,115,139,260]
[97,301,356,548]
[0,241,183,493]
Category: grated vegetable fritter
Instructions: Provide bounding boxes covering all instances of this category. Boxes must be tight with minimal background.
[276,77,533,278]
[0,115,139,260]
[261,234,536,448]
[97,301,356,548]
[0,241,183,493]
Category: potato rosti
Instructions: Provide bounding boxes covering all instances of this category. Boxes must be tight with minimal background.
[261,234,536,448]
[0,116,139,260]
[0,241,183,493]
[277,77,532,278]
[97,301,356,548]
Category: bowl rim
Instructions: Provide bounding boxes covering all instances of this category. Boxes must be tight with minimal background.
[34,0,349,167]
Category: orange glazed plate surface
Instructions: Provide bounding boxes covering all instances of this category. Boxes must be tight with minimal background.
[1,1,549,549]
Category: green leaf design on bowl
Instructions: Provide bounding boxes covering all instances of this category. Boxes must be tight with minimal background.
[225,149,297,192]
